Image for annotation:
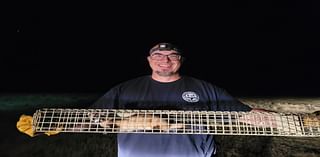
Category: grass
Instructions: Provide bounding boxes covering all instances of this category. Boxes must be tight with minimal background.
[0,93,101,111]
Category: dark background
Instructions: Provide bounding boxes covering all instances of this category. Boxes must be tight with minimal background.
[4,0,320,97]
[2,2,320,156]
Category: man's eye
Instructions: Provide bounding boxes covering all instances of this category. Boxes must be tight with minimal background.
[169,55,178,58]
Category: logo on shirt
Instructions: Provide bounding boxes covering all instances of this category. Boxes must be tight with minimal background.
[182,91,199,103]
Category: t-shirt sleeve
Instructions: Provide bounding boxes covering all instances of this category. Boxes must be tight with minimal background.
[90,86,120,109]
[214,86,252,112]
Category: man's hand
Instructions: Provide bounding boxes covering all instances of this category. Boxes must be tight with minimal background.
[17,114,60,137]
[239,108,278,128]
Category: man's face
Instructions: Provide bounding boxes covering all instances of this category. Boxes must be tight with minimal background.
[147,50,182,77]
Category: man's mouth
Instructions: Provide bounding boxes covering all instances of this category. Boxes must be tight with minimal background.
[158,64,171,68]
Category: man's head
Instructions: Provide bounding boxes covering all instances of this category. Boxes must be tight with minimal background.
[147,43,183,81]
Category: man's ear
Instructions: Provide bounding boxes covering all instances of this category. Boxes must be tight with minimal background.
[180,57,186,64]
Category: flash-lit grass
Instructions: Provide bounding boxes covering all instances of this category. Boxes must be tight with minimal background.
[0,93,101,110]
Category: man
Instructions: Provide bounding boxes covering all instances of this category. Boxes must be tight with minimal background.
[92,43,252,157]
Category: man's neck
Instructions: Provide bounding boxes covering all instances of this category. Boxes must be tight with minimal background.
[151,74,181,83]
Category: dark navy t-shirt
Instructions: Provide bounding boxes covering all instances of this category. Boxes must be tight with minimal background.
[92,76,251,157]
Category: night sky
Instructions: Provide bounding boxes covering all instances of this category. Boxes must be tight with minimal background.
[4,1,320,97]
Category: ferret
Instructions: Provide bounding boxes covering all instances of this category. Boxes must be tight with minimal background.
[99,114,184,132]
[302,111,320,127]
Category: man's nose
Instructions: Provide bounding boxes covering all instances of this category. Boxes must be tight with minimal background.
[162,55,170,62]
